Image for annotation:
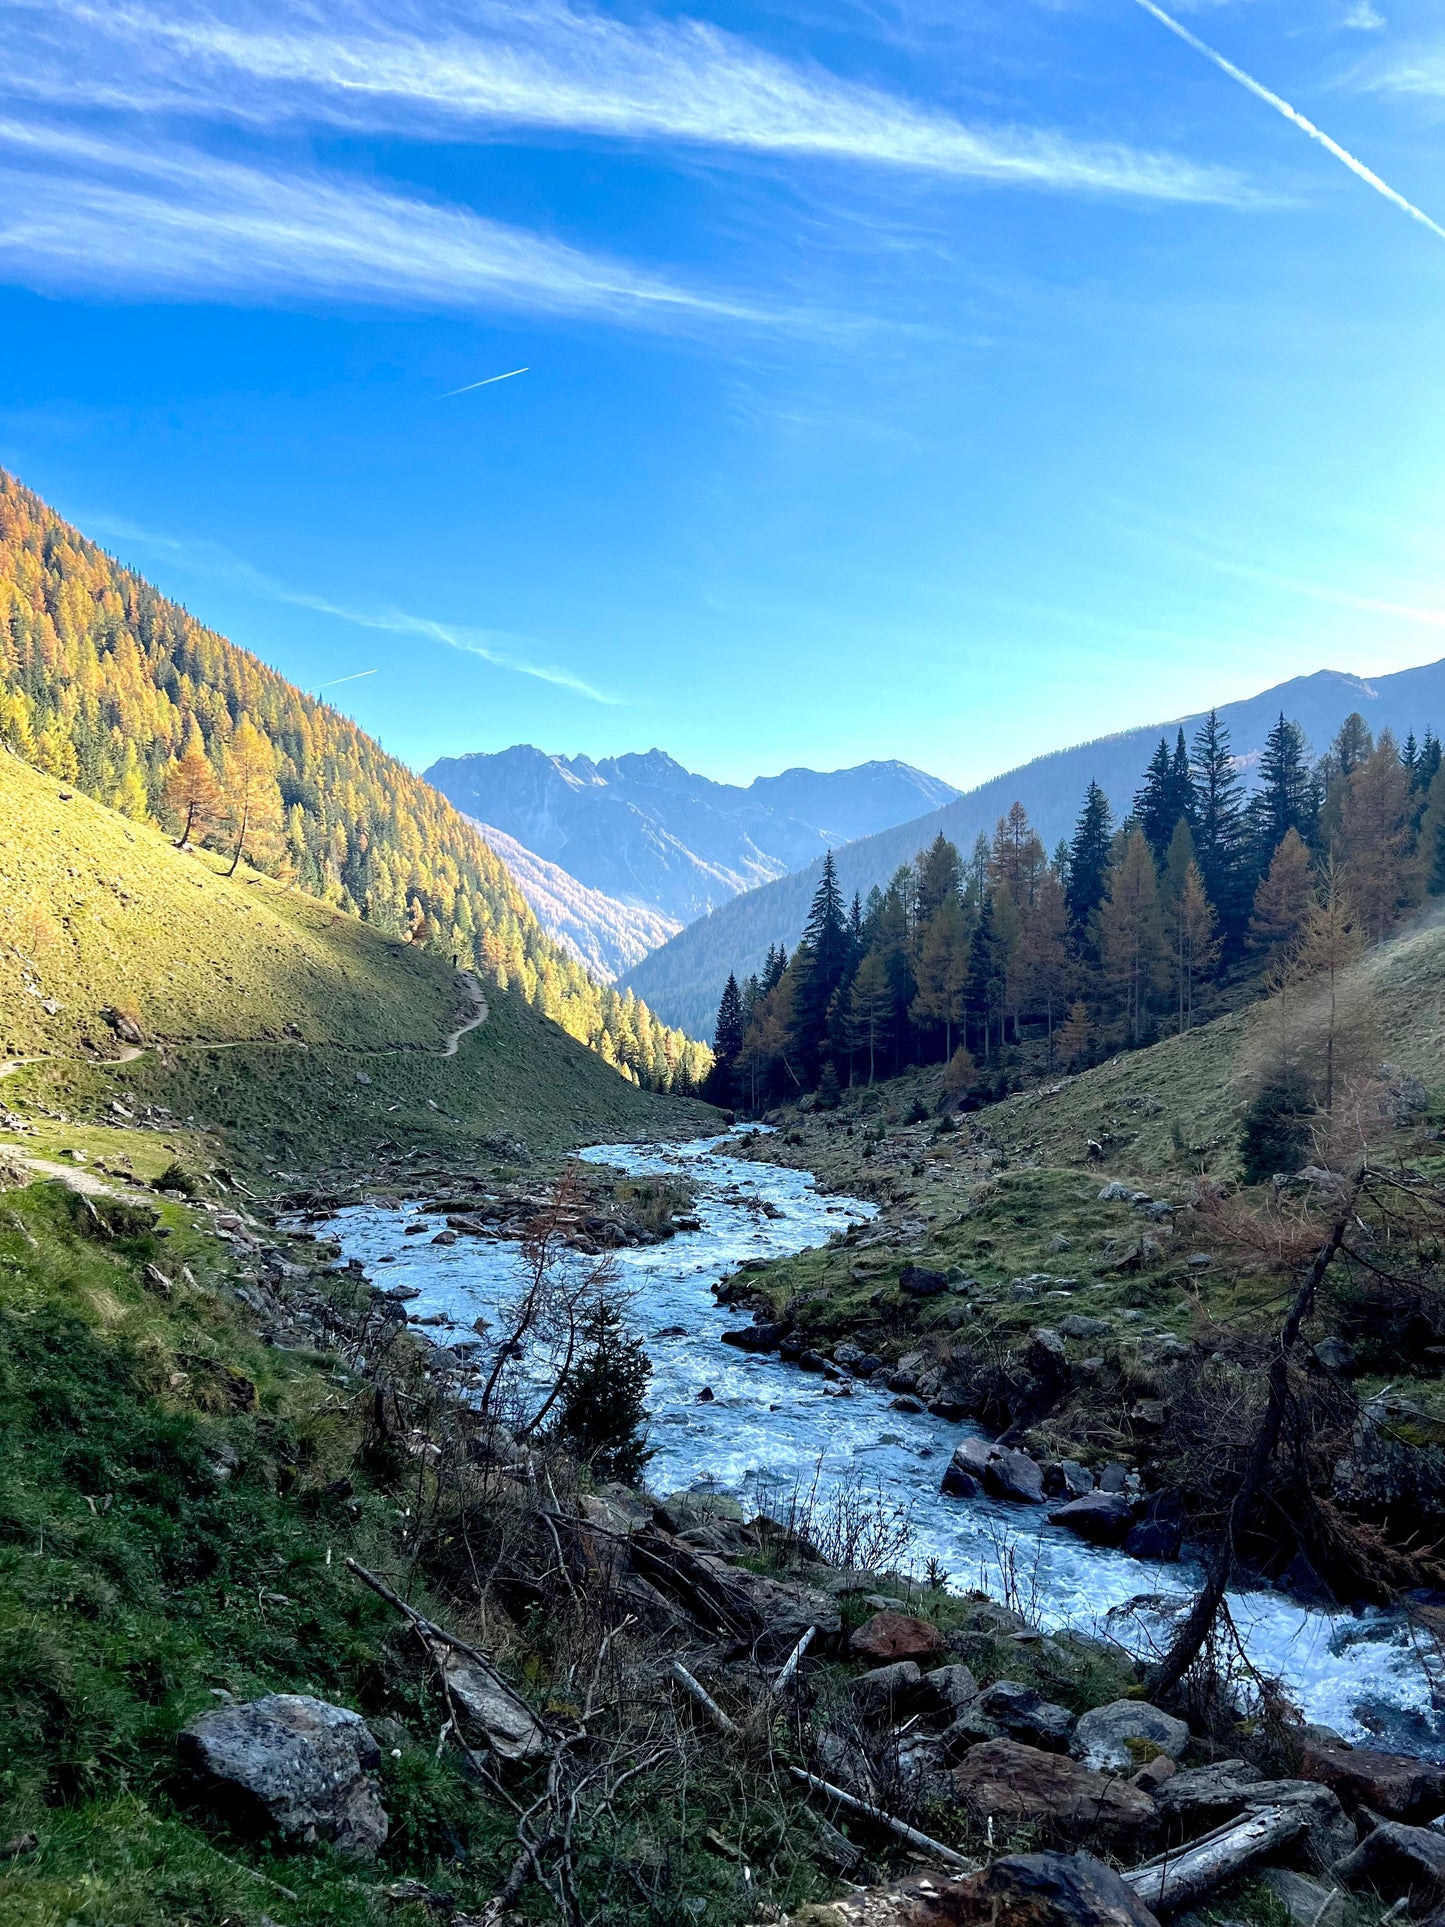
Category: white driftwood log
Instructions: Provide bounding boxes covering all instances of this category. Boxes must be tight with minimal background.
[1125,1804,1307,1914]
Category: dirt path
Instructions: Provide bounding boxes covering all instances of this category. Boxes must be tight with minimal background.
[0,970,490,1082]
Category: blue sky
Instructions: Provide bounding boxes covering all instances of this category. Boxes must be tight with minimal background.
[1,0,1443,790]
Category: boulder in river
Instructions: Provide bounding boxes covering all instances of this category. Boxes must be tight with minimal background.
[179,1693,388,1856]
[983,1448,1045,1504]
[1049,1492,1134,1545]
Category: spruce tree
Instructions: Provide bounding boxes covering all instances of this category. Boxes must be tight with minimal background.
[1248,713,1312,867]
[790,851,851,1083]
[707,974,745,1102]
[1190,709,1247,946]
[1066,781,1114,944]
[553,1297,652,1486]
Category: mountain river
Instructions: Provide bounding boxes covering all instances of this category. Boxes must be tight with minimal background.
[320,1127,1443,1754]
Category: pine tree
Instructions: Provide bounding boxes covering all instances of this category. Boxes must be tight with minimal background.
[847,951,893,1084]
[1171,860,1220,1032]
[1134,732,1195,864]
[1056,999,1094,1069]
[552,1297,652,1486]
[1249,829,1316,958]
[1420,762,1445,897]
[1249,713,1313,865]
[1337,731,1417,943]
[1018,866,1073,1067]
[915,833,962,925]
[1190,709,1247,944]
[1098,827,1168,1045]
[163,721,223,848]
[965,889,1007,1061]
[1286,858,1363,1116]
[707,973,746,1102]
[1066,781,1114,945]
[911,895,967,1060]
[790,851,851,1082]
[221,714,283,877]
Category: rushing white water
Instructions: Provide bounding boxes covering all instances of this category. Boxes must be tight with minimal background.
[321,1128,1444,1755]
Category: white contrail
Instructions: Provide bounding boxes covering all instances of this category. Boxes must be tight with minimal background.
[443,365,529,397]
[316,668,379,688]
[1130,0,1445,243]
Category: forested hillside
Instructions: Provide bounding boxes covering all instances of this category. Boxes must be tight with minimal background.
[0,470,708,1093]
[706,706,1445,1117]
[624,659,1445,1036]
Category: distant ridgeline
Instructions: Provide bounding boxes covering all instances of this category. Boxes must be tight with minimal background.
[0,469,709,1093]
[706,708,1445,1111]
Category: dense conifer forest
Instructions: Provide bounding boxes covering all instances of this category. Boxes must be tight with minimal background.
[0,470,709,1093]
[707,706,1445,1112]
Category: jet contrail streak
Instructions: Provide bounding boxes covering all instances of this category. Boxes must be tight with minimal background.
[1130,0,1445,244]
[443,366,530,397]
[317,668,379,689]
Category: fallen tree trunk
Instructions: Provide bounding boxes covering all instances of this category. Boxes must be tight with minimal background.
[789,1767,978,1874]
[1125,1804,1308,1914]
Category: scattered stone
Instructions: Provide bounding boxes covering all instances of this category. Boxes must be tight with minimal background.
[438,1651,548,1760]
[1049,1493,1134,1545]
[849,1611,945,1666]
[899,1264,948,1297]
[952,1740,1158,1851]
[975,1680,1075,1752]
[721,1323,786,1353]
[815,1852,1164,1927]
[952,1437,998,1479]
[1335,1820,1445,1905]
[1186,1252,1213,1269]
[852,1661,924,1722]
[431,1229,457,1246]
[1060,1315,1111,1341]
[179,1693,388,1856]
[1098,1464,1129,1494]
[1297,1736,1445,1822]
[1071,1701,1189,1774]
[1099,1182,1147,1204]
[983,1448,1045,1505]
[1156,1760,1264,1831]
[940,1463,979,1499]
[1133,1756,1177,1796]
[1257,1867,1345,1927]
[1311,1336,1357,1376]
[922,1663,979,1716]
[890,1394,925,1414]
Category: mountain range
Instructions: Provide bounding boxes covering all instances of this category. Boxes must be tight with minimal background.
[617,659,1445,1037]
[422,745,960,969]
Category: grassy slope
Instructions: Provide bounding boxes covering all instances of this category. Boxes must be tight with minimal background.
[736,915,1445,1454]
[988,905,1445,1178]
[0,751,713,1170]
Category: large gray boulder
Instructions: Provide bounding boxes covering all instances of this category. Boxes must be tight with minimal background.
[1071,1700,1189,1774]
[1335,1820,1445,1905]
[179,1693,388,1856]
[984,1448,1045,1504]
[975,1680,1076,1752]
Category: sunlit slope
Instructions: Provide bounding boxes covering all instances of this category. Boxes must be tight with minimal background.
[0,750,709,1160]
[988,910,1445,1178]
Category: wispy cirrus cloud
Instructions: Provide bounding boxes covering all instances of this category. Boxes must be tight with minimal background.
[2,0,1251,205]
[0,116,762,323]
[1358,41,1445,96]
[87,513,623,702]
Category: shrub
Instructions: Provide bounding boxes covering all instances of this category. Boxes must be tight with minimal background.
[552,1297,652,1486]
[1239,1066,1316,1183]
